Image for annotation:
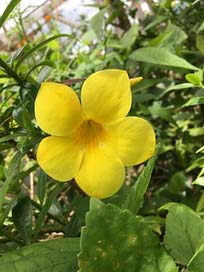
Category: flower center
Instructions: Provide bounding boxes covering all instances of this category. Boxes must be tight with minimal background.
[76,119,107,149]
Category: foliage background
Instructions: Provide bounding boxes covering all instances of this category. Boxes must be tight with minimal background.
[0,0,204,271]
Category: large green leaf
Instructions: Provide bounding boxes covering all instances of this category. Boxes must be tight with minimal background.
[129,47,198,70]
[161,203,204,265]
[78,201,177,272]
[0,0,21,28]
[0,238,80,272]
[188,243,204,272]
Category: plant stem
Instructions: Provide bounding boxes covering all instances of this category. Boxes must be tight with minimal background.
[0,58,23,84]
[0,227,25,246]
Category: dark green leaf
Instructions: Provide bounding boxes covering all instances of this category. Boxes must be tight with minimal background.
[0,238,80,272]
[37,170,47,205]
[161,203,204,265]
[12,196,33,244]
[0,132,27,143]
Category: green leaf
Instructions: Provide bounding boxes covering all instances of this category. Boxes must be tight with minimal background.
[188,243,204,272]
[125,152,157,213]
[0,152,22,218]
[37,66,53,82]
[12,196,33,244]
[25,60,56,80]
[185,70,203,86]
[182,96,204,107]
[0,132,27,143]
[159,83,194,98]
[14,34,70,72]
[162,203,204,265]
[196,35,204,54]
[0,0,21,28]
[150,101,175,123]
[121,24,138,48]
[193,176,204,186]
[13,107,35,133]
[90,9,106,38]
[0,238,80,272]
[189,127,204,136]
[148,23,187,50]
[129,47,198,70]
[78,203,177,272]
[132,78,165,93]
[37,170,47,205]
[168,171,187,193]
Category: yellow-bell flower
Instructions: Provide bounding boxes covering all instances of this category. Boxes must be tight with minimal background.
[35,69,155,199]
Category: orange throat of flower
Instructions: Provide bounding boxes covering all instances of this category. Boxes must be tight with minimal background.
[76,119,107,150]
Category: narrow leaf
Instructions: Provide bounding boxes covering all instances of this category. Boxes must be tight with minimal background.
[37,170,47,205]
[0,0,21,28]
[129,47,198,70]
[0,132,27,143]
[182,96,204,107]
[33,183,63,239]
[126,152,157,213]
[159,83,194,98]
[14,34,70,71]
[0,152,22,216]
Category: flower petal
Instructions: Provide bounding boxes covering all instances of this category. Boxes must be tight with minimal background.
[81,69,131,123]
[107,117,156,166]
[37,135,83,181]
[35,82,82,136]
[75,146,125,199]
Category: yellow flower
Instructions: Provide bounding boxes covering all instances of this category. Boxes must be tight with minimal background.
[35,69,155,199]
